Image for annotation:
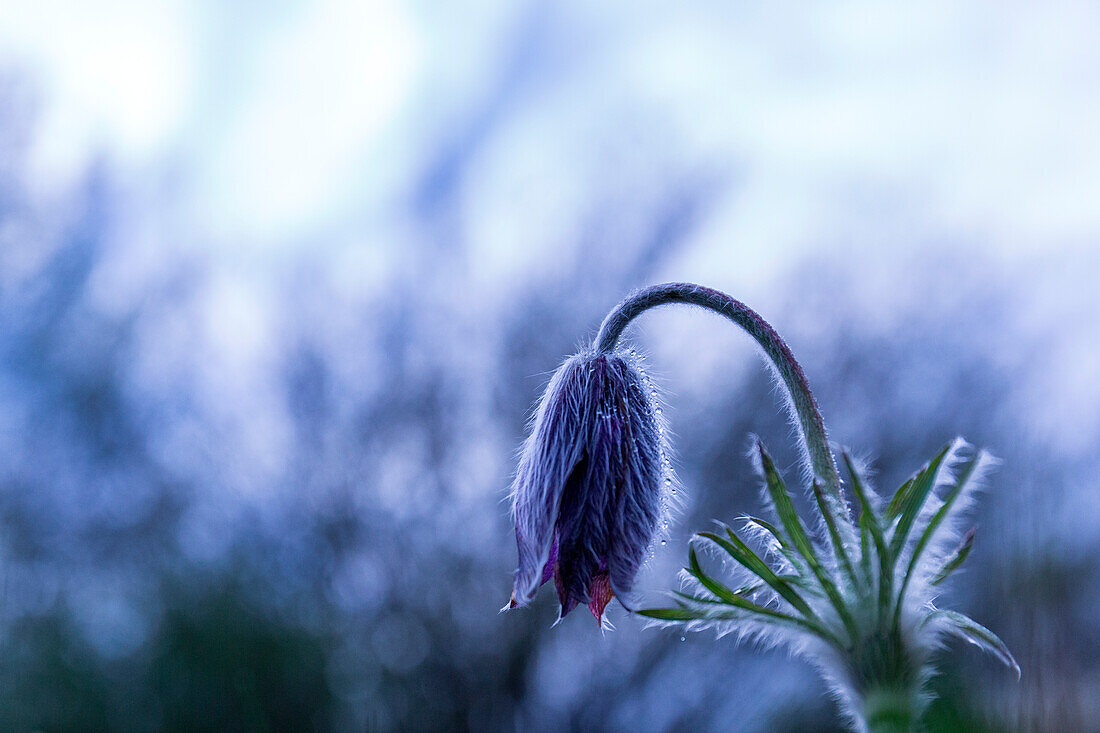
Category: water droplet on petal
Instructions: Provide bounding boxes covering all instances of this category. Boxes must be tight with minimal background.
[680,636,686,642]
[660,540,667,546]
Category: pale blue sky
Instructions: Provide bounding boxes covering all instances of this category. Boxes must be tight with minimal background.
[4,1,1097,450]
[3,0,1099,264]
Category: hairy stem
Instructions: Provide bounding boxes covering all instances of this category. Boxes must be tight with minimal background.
[862,688,918,733]
[594,282,845,509]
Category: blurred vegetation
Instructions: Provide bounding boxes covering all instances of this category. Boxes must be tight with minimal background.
[0,67,1095,733]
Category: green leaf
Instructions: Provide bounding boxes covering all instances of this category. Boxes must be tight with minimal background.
[843,450,893,621]
[673,590,743,606]
[907,454,982,575]
[756,443,859,641]
[859,513,874,590]
[636,607,717,622]
[884,477,915,522]
[843,451,883,532]
[681,548,800,602]
[895,453,984,621]
[640,593,842,644]
[930,528,976,586]
[757,444,820,570]
[665,545,845,646]
[812,479,861,593]
[934,609,1020,678]
[686,545,745,605]
[889,443,953,559]
[636,603,805,630]
[696,530,816,619]
[743,516,809,576]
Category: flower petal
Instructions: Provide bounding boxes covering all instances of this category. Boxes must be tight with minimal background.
[587,572,615,622]
[554,451,608,606]
[540,533,558,586]
[510,356,591,602]
[603,356,666,604]
[554,564,580,619]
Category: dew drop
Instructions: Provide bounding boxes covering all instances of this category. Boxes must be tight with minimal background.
[680,636,686,643]
[660,540,667,546]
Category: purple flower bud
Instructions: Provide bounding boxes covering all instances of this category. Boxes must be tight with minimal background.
[506,349,669,625]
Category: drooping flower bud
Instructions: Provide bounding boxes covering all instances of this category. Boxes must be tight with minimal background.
[507,348,669,624]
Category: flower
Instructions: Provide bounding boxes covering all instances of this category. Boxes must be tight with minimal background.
[503,282,1018,730]
[506,348,669,625]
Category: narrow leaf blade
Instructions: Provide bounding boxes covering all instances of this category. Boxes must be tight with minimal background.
[755,444,859,641]
[936,609,1020,678]
[813,479,860,593]
[637,607,714,621]
[890,443,953,558]
[744,516,809,576]
[757,444,820,570]
[859,513,874,590]
[895,454,986,623]
[931,528,976,586]
[885,477,915,522]
[843,450,893,621]
[697,530,815,619]
[687,545,743,605]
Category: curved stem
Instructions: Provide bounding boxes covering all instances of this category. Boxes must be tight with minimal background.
[594,282,845,508]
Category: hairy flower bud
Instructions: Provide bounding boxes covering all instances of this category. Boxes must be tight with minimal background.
[506,348,669,624]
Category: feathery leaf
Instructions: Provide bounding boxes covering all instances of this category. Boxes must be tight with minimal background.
[896,453,985,618]
[696,531,816,619]
[930,528,976,586]
[813,479,861,593]
[843,450,893,622]
[686,545,751,605]
[889,443,952,559]
[756,444,859,640]
[884,477,915,522]
[743,516,810,576]
[933,610,1021,679]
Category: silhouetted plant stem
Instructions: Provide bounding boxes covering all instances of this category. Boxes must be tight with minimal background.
[594,282,845,509]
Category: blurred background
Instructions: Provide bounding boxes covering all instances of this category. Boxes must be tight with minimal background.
[1,1,1098,730]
